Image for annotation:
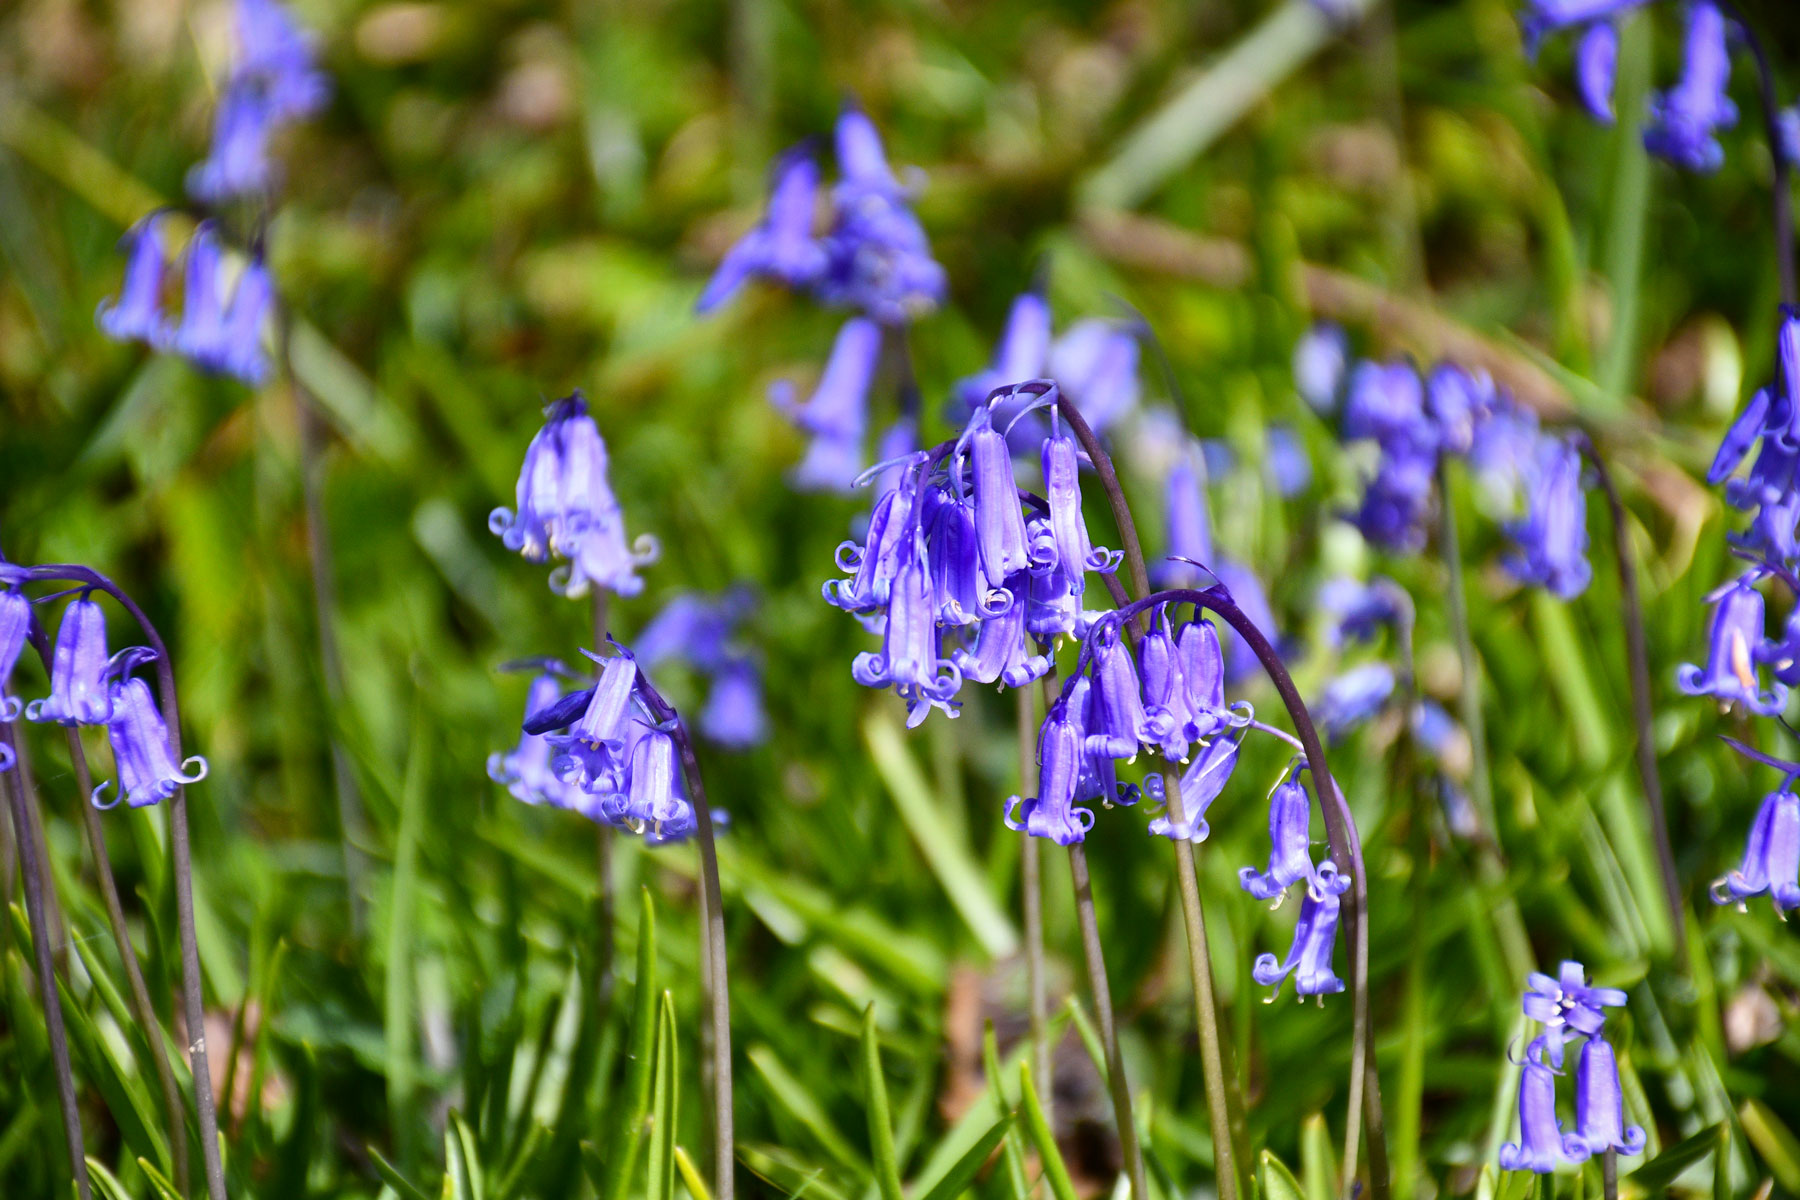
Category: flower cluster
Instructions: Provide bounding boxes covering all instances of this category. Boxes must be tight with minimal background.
[1240,762,1351,999]
[98,215,274,385]
[1500,961,1644,1173]
[488,646,718,846]
[1318,330,1592,598]
[1523,0,1738,173]
[822,382,1122,725]
[489,391,659,598]
[188,0,331,204]
[956,290,1143,449]
[635,590,769,749]
[0,576,209,808]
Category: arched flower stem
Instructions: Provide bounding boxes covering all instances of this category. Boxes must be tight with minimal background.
[1051,394,1248,1200]
[633,675,734,1200]
[27,564,228,1200]
[1576,436,1686,965]
[1,720,90,1200]
[21,606,188,1192]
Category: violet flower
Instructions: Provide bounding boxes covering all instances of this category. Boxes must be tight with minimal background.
[1643,1,1738,173]
[956,290,1051,415]
[1042,428,1120,593]
[1574,1035,1646,1156]
[1315,663,1396,740]
[817,106,946,323]
[1050,319,1140,436]
[93,676,209,810]
[1240,763,1327,901]
[1294,323,1349,413]
[1085,623,1148,760]
[952,572,1050,688]
[697,146,828,312]
[98,213,172,347]
[490,673,585,808]
[547,652,640,793]
[850,539,962,726]
[26,594,114,726]
[964,405,1032,587]
[1251,863,1350,999]
[1503,435,1592,599]
[1005,697,1096,845]
[700,659,768,749]
[1676,575,1786,715]
[1145,729,1244,842]
[1575,22,1620,123]
[771,317,880,492]
[1499,1036,1591,1173]
[1711,784,1800,914]
[0,585,27,722]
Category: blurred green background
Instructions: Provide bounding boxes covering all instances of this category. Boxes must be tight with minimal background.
[2,0,1799,1197]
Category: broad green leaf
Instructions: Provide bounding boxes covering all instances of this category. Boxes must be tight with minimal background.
[1260,1149,1306,1200]
[607,889,660,1200]
[1299,1114,1339,1200]
[861,1005,904,1200]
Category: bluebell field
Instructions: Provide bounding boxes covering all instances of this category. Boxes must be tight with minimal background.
[3,1,1800,1199]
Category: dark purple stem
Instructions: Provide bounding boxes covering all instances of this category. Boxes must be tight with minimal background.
[0,720,90,1200]
[1718,1,1796,306]
[26,564,229,1200]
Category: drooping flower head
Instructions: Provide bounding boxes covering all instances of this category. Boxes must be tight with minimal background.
[1004,695,1095,846]
[1144,728,1244,842]
[98,212,173,347]
[26,594,115,726]
[0,584,28,722]
[93,671,210,810]
[1240,762,1330,902]
[816,106,946,323]
[1711,784,1800,914]
[1676,575,1786,715]
[1643,2,1738,174]
[1503,434,1592,599]
[489,673,586,809]
[1499,1035,1592,1173]
[771,317,882,492]
[188,0,329,203]
[1574,1035,1646,1156]
[1251,861,1350,999]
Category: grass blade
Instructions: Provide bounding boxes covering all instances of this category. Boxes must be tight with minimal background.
[647,992,680,1200]
[607,888,660,1200]
[675,1146,714,1200]
[915,1117,1014,1200]
[386,707,430,1170]
[1625,1122,1721,1193]
[1260,1150,1306,1200]
[1019,1061,1077,1200]
[368,1145,434,1200]
[862,1005,904,1200]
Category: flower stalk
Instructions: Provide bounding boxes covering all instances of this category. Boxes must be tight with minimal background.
[27,564,229,1200]
[1,720,90,1200]
[1016,685,1052,1124]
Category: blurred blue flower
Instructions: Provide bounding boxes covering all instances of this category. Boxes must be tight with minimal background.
[1643,1,1737,173]
[490,674,585,808]
[1050,319,1140,436]
[697,147,828,312]
[1318,577,1401,648]
[188,0,328,203]
[699,660,767,749]
[1519,0,1650,50]
[1575,22,1619,122]
[772,317,880,492]
[956,290,1051,415]
[1266,426,1312,498]
[93,676,209,810]
[98,213,172,347]
[817,107,946,323]
[1294,323,1349,413]
[1154,447,1215,587]
[1677,575,1786,714]
[1316,663,1396,739]
[1503,435,1592,599]
[26,595,114,726]
[1711,784,1800,914]
[189,81,281,202]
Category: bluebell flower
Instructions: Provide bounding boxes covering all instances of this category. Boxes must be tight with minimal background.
[235,0,331,119]
[1412,698,1459,760]
[1575,22,1620,123]
[851,539,962,726]
[772,317,880,492]
[635,590,751,675]
[1711,784,1800,913]
[1138,609,1196,760]
[547,651,640,793]
[1240,763,1328,901]
[1781,106,1800,166]
[1085,623,1148,760]
[1266,426,1312,498]
[1709,388,1773,486]
[817,107,946,323]
[825,466,918,614]
[1050,319,1140,436]
[1005,697,1095,845]
[98,213,172,346]
[1145,729,1244,841]
[1318,577,1401,648]
[1499,1036,1591,1173]
[697,146,828,312]
[1522,960,1625,1057]
[1154,447,1215,587]
[953,572,1051,689]
[1677,575,1786,714]
[1504,435,1592,599]
[1643,1,1737,173]
[1519,0,1651,49]
[1732,488,1800,564]
[701,659,768,749]
[1042,429,1120,593]
[188,80,280,202]
[26,594,114,726]
[1316,663,1396,739]
[956,290,1051,415]
[609,727,689,830]
[0,586,27,722]
[1350,454,1436,553]
[1344,360,1431,452]
[1470,398,1545,513]
[1024,542,1080,641]
[1574,1036,1645,1156]
[1427,365,1495,457]
[169,223,233,370]
[217,257,274,385]
[1177,618,1246,739]
[925,487,991,627]
[964,406,1032,587]
[1294,323,1350,414]
[1069,674,1140,809]
[92,676,209,810]
[1251,862,1350,999]
[489,674,585,808]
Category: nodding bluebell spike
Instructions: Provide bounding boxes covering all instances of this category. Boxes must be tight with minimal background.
[772,317,880,492]
[1503,434,1592,599]
[1677,575,1787,715]
[1574,1036,1646,1157]
[1294,323,1349,414]
[1315,663,1395,741]
[98,212,172,345]
[1499,1036,1592,1173]
[1643,0,1738,173]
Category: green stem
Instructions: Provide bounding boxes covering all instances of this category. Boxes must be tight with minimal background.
[1016,688,1052,1128]
[1066,842,1149,1200]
